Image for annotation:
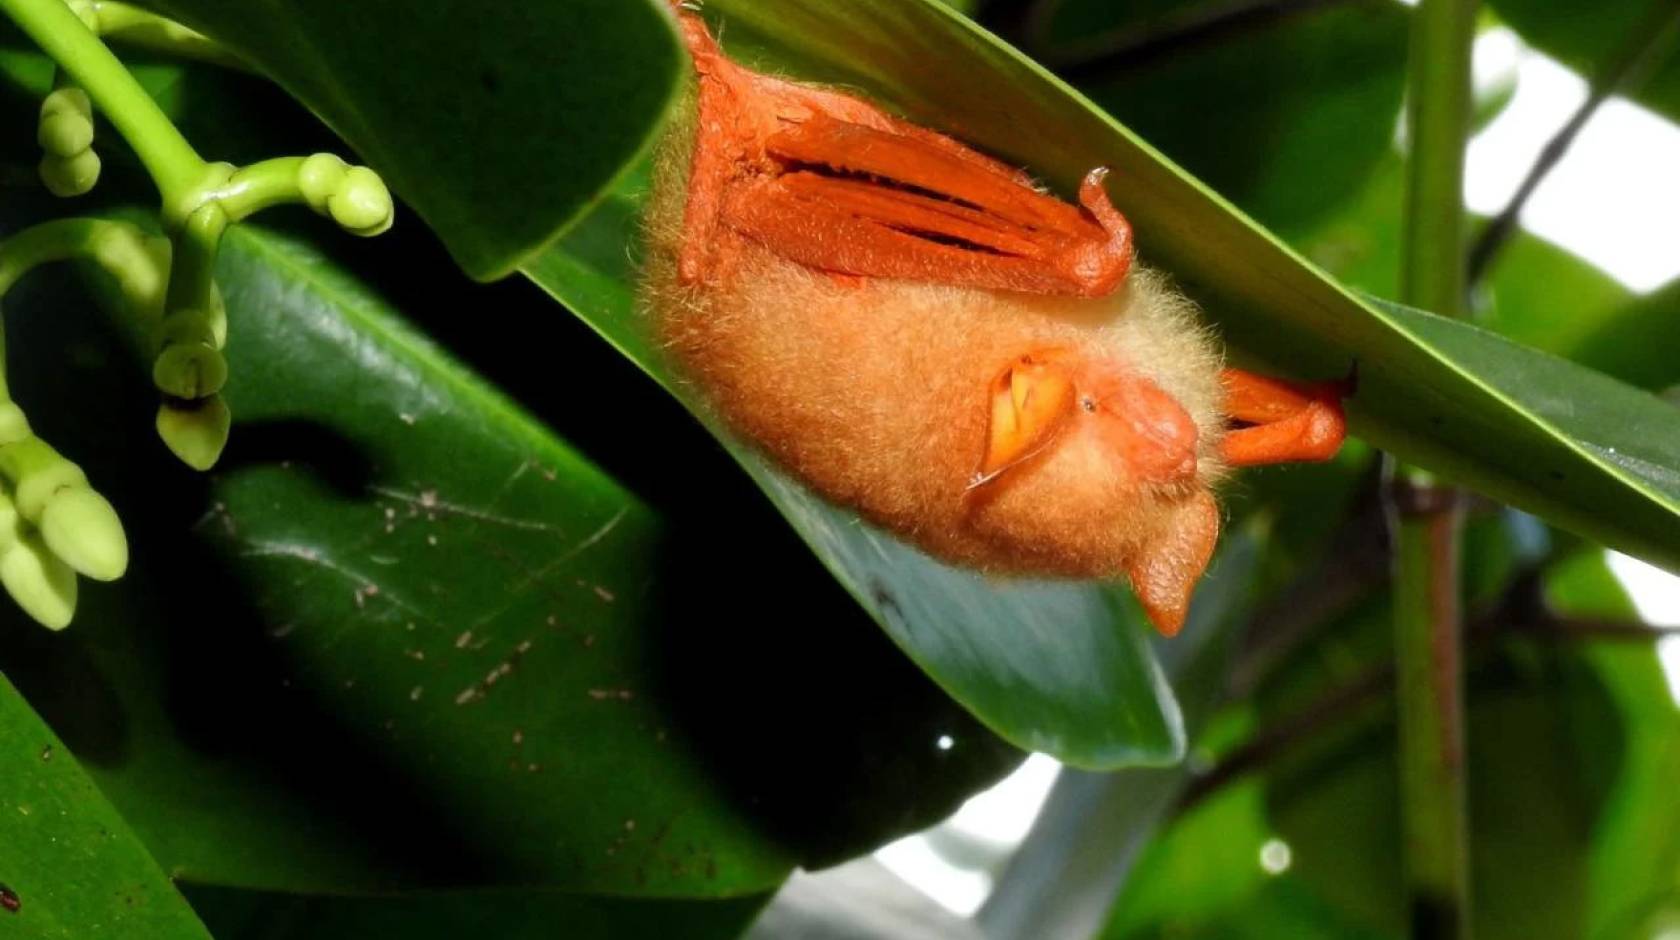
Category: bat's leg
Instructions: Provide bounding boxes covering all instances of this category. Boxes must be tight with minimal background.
[1219,369,1348,466]
[1126,489,1219,636]
[971,352,1077,488]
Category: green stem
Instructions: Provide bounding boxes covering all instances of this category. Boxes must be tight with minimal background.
[1390,476,1470,937]
[0,0,207,206]
[0,216,165,308]
[1400,0,1475,317]
[1393,0,1476,936]
[0,217,112,296]
[213,156,311,221]
[164,201,227,316]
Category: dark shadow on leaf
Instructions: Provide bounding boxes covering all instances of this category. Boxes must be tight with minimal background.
[0,624,130,767]
[217,420,375,498]
[640,433,1025,869]
[0,261,512,888]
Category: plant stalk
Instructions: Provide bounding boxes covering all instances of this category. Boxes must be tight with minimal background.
[0,0,207,206]
[1392,0,1476,936]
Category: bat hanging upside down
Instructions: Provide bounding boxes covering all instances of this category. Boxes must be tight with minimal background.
[640,4,1350,636]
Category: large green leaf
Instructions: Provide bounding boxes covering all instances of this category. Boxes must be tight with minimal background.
[0,672,212,940]
[91,7,1187,773]
[1371,299,1680,569]
[0,203,1020,898]
[1476,226,1635,354]
[1568,280,1680,392]
[130,0,683,280]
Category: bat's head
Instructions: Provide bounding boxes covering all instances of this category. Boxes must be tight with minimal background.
[975,350,1203,489]
[967,347,1222,636]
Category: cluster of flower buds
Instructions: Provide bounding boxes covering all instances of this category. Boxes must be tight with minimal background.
[0,0,397,628]
[0,397,127,628]
[37,84,98,196]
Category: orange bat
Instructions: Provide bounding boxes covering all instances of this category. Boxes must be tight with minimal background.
[640,5,1348,636]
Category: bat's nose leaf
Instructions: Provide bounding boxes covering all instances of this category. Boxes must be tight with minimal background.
[1097,375,1200,485]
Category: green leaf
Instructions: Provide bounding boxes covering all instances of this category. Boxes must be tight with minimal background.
[0,209,1019,896]
[1568,280,1680,392]
[1370,299,1680,570]
[1476,222,1636,353]
[183,884,767,940]
[1296,150,1677,394]
[1022,0,1409,236]
[1544,550,1680,937]
[1107,547,1680,939]
[132,0,684,280]
[0,670,212,940]
[1485,0,1680,125]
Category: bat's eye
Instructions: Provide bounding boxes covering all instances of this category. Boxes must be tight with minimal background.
[1080,397,1097,413]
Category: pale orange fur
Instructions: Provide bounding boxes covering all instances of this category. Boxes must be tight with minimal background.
[641,91,1230,593]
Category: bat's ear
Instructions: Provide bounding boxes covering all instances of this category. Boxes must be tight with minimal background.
[1125,489,1219,637]
[973,352,1077,488]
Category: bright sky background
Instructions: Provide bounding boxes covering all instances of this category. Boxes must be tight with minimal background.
[875,25,1680,920]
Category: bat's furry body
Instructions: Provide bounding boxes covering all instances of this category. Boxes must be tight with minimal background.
[636,7,1343,633]
[644,99,1225,606]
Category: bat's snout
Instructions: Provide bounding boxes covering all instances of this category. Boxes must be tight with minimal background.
[1086,371,1201,486]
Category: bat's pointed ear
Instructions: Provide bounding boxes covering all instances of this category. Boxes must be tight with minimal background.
[972,351,1077,489]
[1125,489,1220,637]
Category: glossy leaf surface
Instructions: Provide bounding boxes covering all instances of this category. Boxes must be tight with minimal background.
[0,209,1019,898]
